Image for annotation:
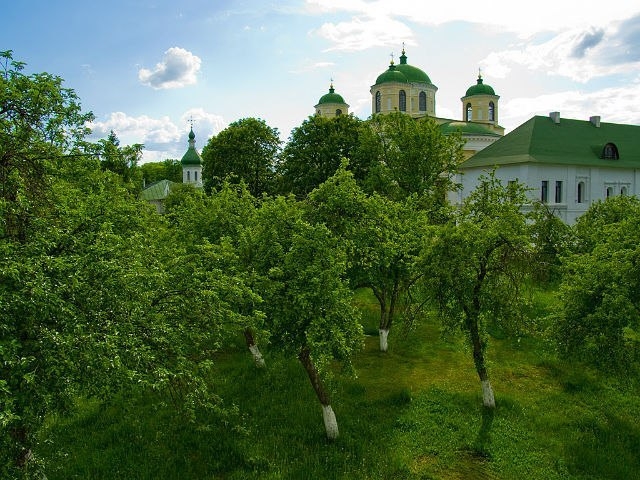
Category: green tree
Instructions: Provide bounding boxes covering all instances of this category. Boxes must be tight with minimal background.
[421,173,531,408]
[141,158,182,185]
[356,112,463,211]
[556,196,640,372]
[0,52,250,477]
[201,117,281,197]
[247,195,363,439]
[0,50,93,242]
[527,201,571,283]
[95,130,144,192]
[276,114,363,196]
[164,181,267,367]
[307,164,428,352]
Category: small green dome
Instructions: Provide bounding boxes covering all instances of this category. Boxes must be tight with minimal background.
[318,85,346,105]
[465,75,496,96]
[181,127,203,165]
[181,148,202,165]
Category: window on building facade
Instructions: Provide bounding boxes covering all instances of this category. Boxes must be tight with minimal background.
[541,180,549,203]
[606,186,613,198]
[187,171,191,182]
[621,186,628,195]
[555,181,563,203]
[419,91,426,111]
[466,103,472,121]
[336,109,342,116]
[375,91,381,113]
[399,90,406,112]
[577,181,585,203]
[489,102,495,121]
[195,171,198,182]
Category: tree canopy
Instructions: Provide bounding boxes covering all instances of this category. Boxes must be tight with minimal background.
[277,114,363,196]
[556,195,640,372]
[201,117,281,197]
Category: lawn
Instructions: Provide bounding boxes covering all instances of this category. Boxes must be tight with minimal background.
[37,288,640,479]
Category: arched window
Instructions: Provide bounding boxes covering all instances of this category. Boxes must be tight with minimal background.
[466,103,472,121]
[577,181,585,203]
[375,91,381,113]
[195,171,198,182]
[336,109,342,116]
[606,186,613,198]
[602,143,619,159]
[187,171,191,182]
[419,91,426,111]
[621,186,628,195]
[488,102,495,121]
[399,90,406,112]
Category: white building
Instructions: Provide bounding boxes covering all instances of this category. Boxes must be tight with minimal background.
[456,112,640,224]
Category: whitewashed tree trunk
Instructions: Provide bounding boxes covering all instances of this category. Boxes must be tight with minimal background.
[248,344,265,368]
[322,404,339,440]
[481,379,495,408]
[379,328,389,352]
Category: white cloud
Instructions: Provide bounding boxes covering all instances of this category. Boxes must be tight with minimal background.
[90,112,181,144]
[138,47,202,89]
[314,15,414,51]
[180,108,227,140]
[89,109,227,164]
[500,82,640,132]
[482,23,640,83]
[305,0,639,38]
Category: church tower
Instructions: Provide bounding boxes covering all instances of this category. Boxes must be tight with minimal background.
[181,126,203,187]
[370,46,437,117]
[461,72,500,128]
[315,81,349,117]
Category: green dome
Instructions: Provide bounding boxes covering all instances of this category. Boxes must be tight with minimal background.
[375,63,409,84]
[181,148,202,165]
[395,51,431,83]
[181,127,203,165]
[318,85,346,105]
[374,49,432,85]
[465,75,496,96]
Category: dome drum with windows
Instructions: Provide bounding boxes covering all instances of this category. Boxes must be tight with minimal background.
[370,46,437,117]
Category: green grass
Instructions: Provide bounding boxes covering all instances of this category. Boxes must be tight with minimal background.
[37,288,640,479]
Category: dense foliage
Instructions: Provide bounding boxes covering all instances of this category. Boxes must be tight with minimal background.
[2,51,639,478]
[201,117,281,197]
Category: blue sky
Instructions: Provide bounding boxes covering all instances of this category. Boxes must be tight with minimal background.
[3,0,640,163]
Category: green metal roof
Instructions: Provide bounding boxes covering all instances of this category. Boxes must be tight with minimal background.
[460,115,640,169]
[465,76,496,97]
[439,121,501,136]
[181,147,203,165]
[140,179,176,201]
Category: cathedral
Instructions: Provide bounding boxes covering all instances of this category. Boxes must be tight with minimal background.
[315,45,504,159]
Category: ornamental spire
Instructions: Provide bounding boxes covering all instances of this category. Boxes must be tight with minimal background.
[400,42,408,64]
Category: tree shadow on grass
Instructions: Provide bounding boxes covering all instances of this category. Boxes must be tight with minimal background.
[565,411,640,479]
